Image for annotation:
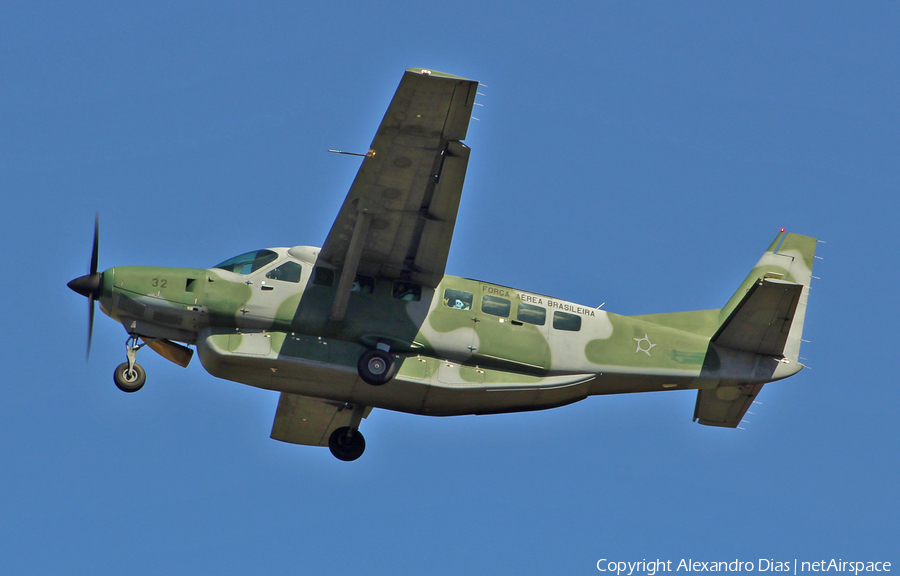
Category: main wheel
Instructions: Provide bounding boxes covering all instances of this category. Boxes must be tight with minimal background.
[328,427,366,461]
[357,349,395,386]
[113,362,146,393]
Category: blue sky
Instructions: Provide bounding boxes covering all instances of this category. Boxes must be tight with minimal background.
[2,2,898,574]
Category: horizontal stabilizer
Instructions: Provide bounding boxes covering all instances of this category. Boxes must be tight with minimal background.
[693,383,763,428]
[712,278,803,356]
[271,392,371,447]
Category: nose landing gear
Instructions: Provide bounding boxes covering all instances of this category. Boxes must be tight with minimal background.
[113,335,147,393]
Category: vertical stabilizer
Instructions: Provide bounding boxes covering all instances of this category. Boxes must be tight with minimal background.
[717,231,817,361]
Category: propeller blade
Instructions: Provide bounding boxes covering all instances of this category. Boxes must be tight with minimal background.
[90,212,99,275]
[87,298,95,360]
[69,213,100,361]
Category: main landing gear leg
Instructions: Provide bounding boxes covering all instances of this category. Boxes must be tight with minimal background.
[328,403,367,461]
[113,335,147,393]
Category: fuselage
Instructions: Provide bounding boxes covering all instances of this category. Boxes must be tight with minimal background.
[95,246,800,416]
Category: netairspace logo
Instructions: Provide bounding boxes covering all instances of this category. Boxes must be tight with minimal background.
[596,560,892,576]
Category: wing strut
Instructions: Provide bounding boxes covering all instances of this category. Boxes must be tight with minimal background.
[329,210,371,322]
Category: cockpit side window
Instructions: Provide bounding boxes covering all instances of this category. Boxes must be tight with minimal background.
[266,261,303,283]
[214,250,278,275]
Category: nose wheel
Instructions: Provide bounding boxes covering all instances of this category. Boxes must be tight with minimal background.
[114,362,146,392]
[113,335,147,393]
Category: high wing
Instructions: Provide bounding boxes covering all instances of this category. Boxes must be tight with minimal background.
[270,392,372,447]
[320,68,479,321]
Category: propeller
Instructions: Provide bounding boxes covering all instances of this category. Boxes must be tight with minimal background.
[67,213,102,359]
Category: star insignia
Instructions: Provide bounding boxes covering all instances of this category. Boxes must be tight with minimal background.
[633,334,657,356]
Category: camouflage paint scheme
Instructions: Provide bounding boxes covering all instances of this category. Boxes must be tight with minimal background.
[97,230,815,421]
[82,68,816,452]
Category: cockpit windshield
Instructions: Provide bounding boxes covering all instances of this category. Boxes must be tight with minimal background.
[214,249,278,275]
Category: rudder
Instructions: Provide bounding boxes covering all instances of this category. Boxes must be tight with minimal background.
[715,230,817,361]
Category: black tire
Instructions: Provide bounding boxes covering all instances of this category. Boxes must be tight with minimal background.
[357,349,395,386]
[328,426,366,461]
[113,362,146,393]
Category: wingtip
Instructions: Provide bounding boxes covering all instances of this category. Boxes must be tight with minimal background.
[405,68,475,82]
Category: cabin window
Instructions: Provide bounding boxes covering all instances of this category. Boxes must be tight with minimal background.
[393,281,421,301]
[482,295,511,317]
[552,311,582,331]
[353,275,375,294]
[312,267,334,286]
[443,289,472,310]
[517,302,546,325]
[214,249,278,275]
[266,261,303,283]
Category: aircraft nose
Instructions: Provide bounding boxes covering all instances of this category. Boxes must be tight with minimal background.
[67,272,103,300]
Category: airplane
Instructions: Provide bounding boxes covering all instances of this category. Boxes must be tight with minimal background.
[68,68,817,461]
